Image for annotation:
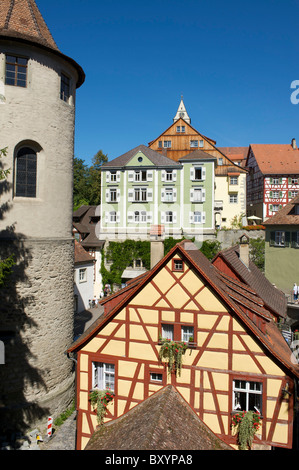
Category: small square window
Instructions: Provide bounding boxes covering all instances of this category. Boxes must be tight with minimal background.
[79,268,87,283]
[150,372,163,382]
[173,259,184,272]
[161,324,174,340]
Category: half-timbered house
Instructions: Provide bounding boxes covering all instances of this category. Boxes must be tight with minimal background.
[68,240,299,450]
[246,141,299,221]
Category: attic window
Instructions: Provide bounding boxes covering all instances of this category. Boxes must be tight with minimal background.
[172,259,184,272]
[150,372,163,382]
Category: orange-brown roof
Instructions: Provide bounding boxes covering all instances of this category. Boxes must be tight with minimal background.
[0,0,85,88]
[74,240,95,265]
[68,240,299,379]
[249,144,299,175]
[0,0,58,51]
[263,194,299,225]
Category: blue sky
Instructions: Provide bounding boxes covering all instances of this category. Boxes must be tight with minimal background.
[38,0,299,166]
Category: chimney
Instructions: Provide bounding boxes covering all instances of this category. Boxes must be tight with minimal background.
[150,225,165,269]
[239,234,250,268]
[291,138,297,149]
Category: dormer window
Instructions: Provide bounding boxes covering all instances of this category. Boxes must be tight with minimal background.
[5,55,28,87]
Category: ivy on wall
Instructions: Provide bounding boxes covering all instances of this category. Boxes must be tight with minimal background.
[100,237,190,287]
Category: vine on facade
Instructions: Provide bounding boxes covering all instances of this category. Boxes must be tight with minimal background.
[231,410,262,450]
[89,389,115,425]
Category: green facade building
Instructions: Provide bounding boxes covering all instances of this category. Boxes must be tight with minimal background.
[263,195,299,294]
[99,145,216,242]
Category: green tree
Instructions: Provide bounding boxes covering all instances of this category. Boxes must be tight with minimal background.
[200,240,222,260]
[88,149,108,206]
[0,146,15,287]
[249,236,265,271]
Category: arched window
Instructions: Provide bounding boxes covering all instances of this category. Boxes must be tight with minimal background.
[15,147,37,197]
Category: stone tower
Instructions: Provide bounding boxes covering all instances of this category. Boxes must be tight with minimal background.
[0,0,85,435]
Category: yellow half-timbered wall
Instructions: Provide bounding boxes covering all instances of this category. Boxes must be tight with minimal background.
[75,254,294,450]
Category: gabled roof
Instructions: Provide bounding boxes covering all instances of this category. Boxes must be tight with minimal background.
[247,144,299,175]
[74,240,95,265]
[67,240,299,379]
[148,118,216,147]
[178,149,217,162]
[263,194,299,226]
[212,244,287,319]
[218,146,248,168]
[73,205,104,248]
[102,145,181,169]
[0,0,85,87]
[85,385,233,451]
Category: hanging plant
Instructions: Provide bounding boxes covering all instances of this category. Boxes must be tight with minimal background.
[232,410,262,450]
[89,389,115,425]
[158,339,188,376]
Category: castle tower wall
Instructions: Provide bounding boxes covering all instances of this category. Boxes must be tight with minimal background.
[0,1,85,435]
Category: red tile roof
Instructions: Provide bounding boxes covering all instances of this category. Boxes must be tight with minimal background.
[0,0,58,51]
[68,241,299,379]
[74,240,94,265]
[85,385,233,451]
[263,194,299,225]
[249,144,299,175]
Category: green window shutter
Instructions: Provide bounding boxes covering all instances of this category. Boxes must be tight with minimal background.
[269,191,273,198]
[270,177,273,184]
[269,204,273,211]
[270,231,275,246]
[279,191,282,198]
[279,178,282,184]
[289,177,292,184]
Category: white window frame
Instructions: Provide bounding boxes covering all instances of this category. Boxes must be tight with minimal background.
[134,187,147,202]
[134,170,147,182]
[272,190,280,198]
[229,194,238,204]
[79,268,87,283]
[190,140,198,148]
[163,141,171,148]
[150,372,163,382]
[275,230,285,246]
[230,176,238,185]
[181,325,194,342]
[233,380,262,413]
[92,362,115,391]
[194,211,202,224]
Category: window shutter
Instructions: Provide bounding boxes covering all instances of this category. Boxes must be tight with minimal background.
[279,177,283,184]
[128,189,134,202]
[202,211,206,224]
[128,171,134,182]
[202,189,206,202]
[190,189,194,202]
[147,189,153,202]
[279,191,283,198]
[202,167,206,180]
[161,170,165,182]
[269,204,273,211]
[105,212,109,223]
[189,212,194,224]
[106,172,110,183]
[147,171,153,182]
[269,191,273,198]
[117,189,121,202]
[270,177,273,184]
[116,212,120,223]
[161,190,165,202]
[190,167,195,181]
[117,171,121,182]
[289,177,292,184]
[106,189,110,202]
[173,188,177,202]
[173,170,177,181]
[173,212,177,224]
[161,212,165,223]
[127,211,134,223]
[147,212,153,223]
[289,191,292,197]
